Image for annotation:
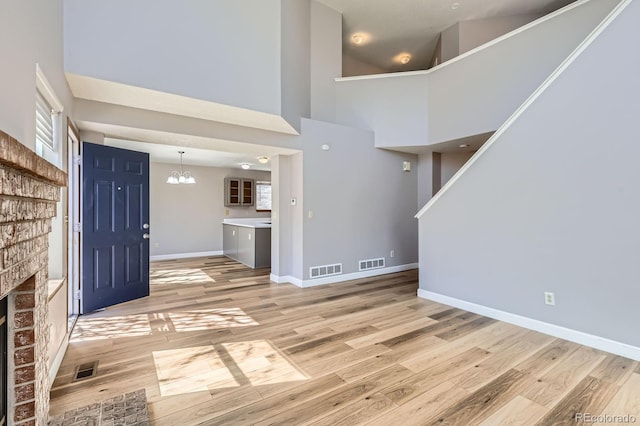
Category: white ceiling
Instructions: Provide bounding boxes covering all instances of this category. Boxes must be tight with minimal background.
[104,138,274,171]
[320,0,575,71]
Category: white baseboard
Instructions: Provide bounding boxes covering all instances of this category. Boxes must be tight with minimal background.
[49,333,70,387]
[418,289,640,361]
[270,274,303,286]
[150,250,223,261]
[271,263,418,288]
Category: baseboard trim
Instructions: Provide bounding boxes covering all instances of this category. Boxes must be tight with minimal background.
[49,333,70,388]
[150,251,223,261]
[270,274,303,286]
[417,289,640,361]
[271,263,418,288]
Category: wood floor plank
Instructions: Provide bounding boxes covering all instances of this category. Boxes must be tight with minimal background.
[48,256,640,425]
[384,346,491,405]
[256,364,413,426]
[590,354,637,385]
[601,373,640,420]
[197,374,346,426]
[423,368,528,425]
[535,376,620,426]
[478,395,547,426]
[522,346,607,408]
[367,381,468,426]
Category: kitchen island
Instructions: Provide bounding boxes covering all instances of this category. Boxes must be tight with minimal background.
[222,218,271,268]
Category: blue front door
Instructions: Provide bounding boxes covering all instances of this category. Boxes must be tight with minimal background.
[82,143,150,313]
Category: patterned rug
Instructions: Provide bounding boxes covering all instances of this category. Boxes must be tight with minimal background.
[48,389,149,426]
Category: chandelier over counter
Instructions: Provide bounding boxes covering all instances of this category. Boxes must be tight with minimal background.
[166,151,196,184]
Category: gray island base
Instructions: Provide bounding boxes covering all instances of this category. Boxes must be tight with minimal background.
[222,218,271,268]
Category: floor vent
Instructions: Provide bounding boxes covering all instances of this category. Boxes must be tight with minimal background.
[310,263,342,279]
[359,257,385,271]
[73,361,99,382]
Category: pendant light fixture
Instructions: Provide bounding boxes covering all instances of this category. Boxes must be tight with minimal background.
[166,151,196,184]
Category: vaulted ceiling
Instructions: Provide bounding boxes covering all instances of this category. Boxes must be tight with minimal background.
[319,0,575,71]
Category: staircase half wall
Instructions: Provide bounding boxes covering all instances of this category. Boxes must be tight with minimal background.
[334,0,619,151]
[416,0,640,359]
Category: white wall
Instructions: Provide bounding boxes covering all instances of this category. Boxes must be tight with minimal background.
[281,0,311,131]
[150,162,270,257]
[440,151,474,190]
[458,14,543,55]
[64,0,282,115]
[300,119,418,280]
[419,0,640,348]
[335,73,430,149]
[441,23,460,62]
[271,155,290,277]
[342,55,386,77]
[310,0,342,122]
[0,0,73,150]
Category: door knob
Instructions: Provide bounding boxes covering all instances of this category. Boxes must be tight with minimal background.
[143,223,150,229]
[143,233,150,239]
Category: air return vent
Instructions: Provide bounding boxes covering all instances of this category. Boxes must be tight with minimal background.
[73,361,99,382]
[359,258,385,271]
[310,263,342,279]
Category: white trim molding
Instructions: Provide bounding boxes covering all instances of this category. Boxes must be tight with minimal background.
[150,250,223,261]
[271,263,418,288]
[36,63,64,113]
[49,333,70,387]
[418,289,640,361]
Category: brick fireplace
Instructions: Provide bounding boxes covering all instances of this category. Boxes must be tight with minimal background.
[0,130,66,425]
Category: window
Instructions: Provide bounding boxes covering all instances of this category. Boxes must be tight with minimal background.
[36,90,55,152]
[35,64,63,163]
[256,181,272,211]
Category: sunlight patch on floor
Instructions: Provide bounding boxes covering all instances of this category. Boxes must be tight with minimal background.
[71,315,151,341]
[150,268,215,285]
[223,340,307,386]
[152,341,307,396]
[169,308,259,332]
[153,346,238,397]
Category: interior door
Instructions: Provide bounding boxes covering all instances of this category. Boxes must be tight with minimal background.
[82,143,150,313]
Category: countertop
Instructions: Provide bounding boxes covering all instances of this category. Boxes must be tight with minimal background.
[223,218,272,229]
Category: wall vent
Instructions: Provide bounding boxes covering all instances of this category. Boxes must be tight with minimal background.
[310,263,342,279]
[359,258,385,271]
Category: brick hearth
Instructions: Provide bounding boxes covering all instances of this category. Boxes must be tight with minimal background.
[0,130,66,425]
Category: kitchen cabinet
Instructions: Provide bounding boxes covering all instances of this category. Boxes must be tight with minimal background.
[222,222,271,268]
[225,178,254,206]
[223,224,239,259]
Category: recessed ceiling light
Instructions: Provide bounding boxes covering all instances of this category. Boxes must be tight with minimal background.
[257,156,269,164]
[241,163,251,170]
[459,144,470,148]
[352,34,364,45]
[451,2,460,10]
[394,53,412,65]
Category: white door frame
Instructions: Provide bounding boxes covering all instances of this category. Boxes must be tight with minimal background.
[67,121,81,328]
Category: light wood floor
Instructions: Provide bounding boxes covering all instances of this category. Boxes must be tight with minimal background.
[50,257,640,425]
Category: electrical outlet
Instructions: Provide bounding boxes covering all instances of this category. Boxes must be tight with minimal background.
[544,292,555,306]
[390,250,395,258]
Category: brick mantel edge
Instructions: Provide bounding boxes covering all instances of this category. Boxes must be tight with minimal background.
[0,129,67,425]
